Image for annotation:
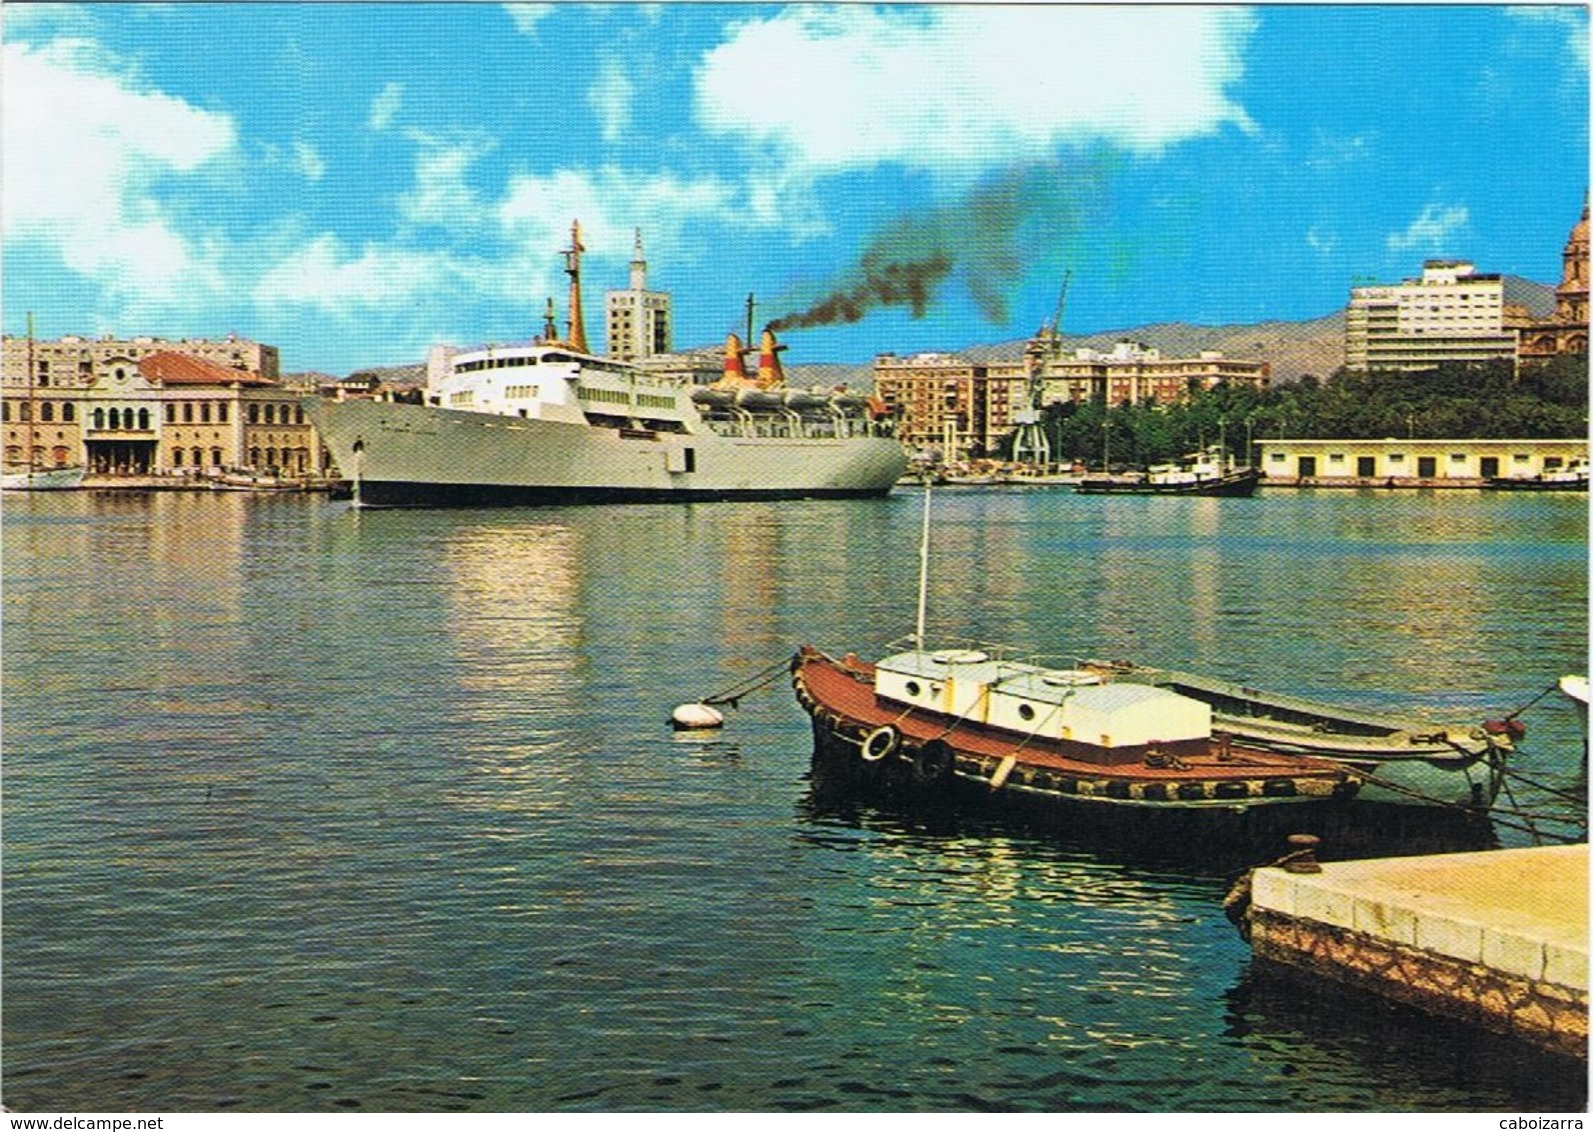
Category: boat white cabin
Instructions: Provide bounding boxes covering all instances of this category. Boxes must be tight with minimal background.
[873,648,1212,763]
[425,340,885,443]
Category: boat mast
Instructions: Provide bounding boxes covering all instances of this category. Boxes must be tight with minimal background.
[562,219,589,355]
[913,481,931,645]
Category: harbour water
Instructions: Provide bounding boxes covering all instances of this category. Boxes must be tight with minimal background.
[2,487,1586,1113]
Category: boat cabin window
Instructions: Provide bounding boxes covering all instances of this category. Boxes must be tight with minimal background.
[1018,704,1035,721]
[904,681,921,697]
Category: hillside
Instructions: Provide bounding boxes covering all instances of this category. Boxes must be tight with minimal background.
[784,312,1347,390]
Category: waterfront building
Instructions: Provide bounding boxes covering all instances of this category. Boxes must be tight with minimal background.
[872,352,1029,461]
[1,331,279,388]
[604,229,672,363]
[1,338,324,478]
[1345,261,1532,373]
[1257,437,1586,486]
[1029,340,1270,407]
[1519,200,1590,362]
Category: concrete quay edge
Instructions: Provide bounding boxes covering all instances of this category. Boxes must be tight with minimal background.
[1250,843,1588,991]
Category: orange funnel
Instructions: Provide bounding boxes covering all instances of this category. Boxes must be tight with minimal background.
[722,333,748,384]
[756,328,787,389]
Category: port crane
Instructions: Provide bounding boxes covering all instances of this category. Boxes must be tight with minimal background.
[1012,271,1070,469]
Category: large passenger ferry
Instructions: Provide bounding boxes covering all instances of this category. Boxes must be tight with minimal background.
[306,225,905,507]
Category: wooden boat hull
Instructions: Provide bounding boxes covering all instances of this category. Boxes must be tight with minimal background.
[791,647,1358,816]
[1485,476,1588,492]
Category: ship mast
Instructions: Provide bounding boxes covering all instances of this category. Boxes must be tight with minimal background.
[25,311,36,479]
[562,219,589,355]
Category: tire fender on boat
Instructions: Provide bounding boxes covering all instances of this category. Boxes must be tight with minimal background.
[914,740,955,783]
[860,725,900,762]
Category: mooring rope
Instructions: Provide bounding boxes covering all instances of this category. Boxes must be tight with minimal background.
[699,656,798,708]
[1503,680,1566,721]
[1499,765,1588,807]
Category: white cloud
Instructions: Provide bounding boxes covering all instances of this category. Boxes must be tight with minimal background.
[294,140,327,181]
[253,233,472,312]
[695,6,1258,173]
[503,4,554,38]
[589,57,634,145]
[369,81,404,131]
[1508,6,1589,68]
[498,167,738,264]
[1387,203,1470,253]
[2,37,235,299]
[398,129,498,232]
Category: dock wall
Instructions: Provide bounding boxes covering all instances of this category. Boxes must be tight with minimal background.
[1247,845,1588,1060]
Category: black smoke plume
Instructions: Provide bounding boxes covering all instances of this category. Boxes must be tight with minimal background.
[767,159,1098,333]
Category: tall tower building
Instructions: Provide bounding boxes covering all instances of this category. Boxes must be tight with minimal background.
[604,229,672,362]
[1513,199,1588,362]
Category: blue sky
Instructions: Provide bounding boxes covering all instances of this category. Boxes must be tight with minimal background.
[3,3,1587,375]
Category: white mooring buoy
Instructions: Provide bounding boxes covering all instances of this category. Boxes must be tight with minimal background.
[671,702,725,731]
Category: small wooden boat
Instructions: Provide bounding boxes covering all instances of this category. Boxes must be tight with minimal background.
[1077,447,1261,497]
[1076,658,1512,808]
[792,645,1360,816]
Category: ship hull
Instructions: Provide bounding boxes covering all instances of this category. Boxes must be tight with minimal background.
[307,399,907,507]
[1,466,85,491]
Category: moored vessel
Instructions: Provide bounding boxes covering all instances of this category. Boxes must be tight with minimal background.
[1486,456,1589,491]
[2,465,86,491]
[1074,657,1513,808]
[1077,446,1261,496]
[305,222,905,508]
[792,643,1361,819]
[3,314,85,492]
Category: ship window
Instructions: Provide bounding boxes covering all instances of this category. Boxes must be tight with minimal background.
[1018,704,1035,721]
[904,680,922,697]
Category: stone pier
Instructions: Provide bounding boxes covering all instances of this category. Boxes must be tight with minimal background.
[1247,843,1588,1059]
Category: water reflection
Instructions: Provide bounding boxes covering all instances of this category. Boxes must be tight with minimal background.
[1223,960,1588,1111]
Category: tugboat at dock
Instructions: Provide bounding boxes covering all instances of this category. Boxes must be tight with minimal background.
[1076,445,1262,496]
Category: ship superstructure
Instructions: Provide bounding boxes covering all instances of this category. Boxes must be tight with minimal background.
[306,222,905,507]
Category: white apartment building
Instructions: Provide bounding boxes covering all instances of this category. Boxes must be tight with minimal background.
[1345,260,1529,372]
[604,230,672,363]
